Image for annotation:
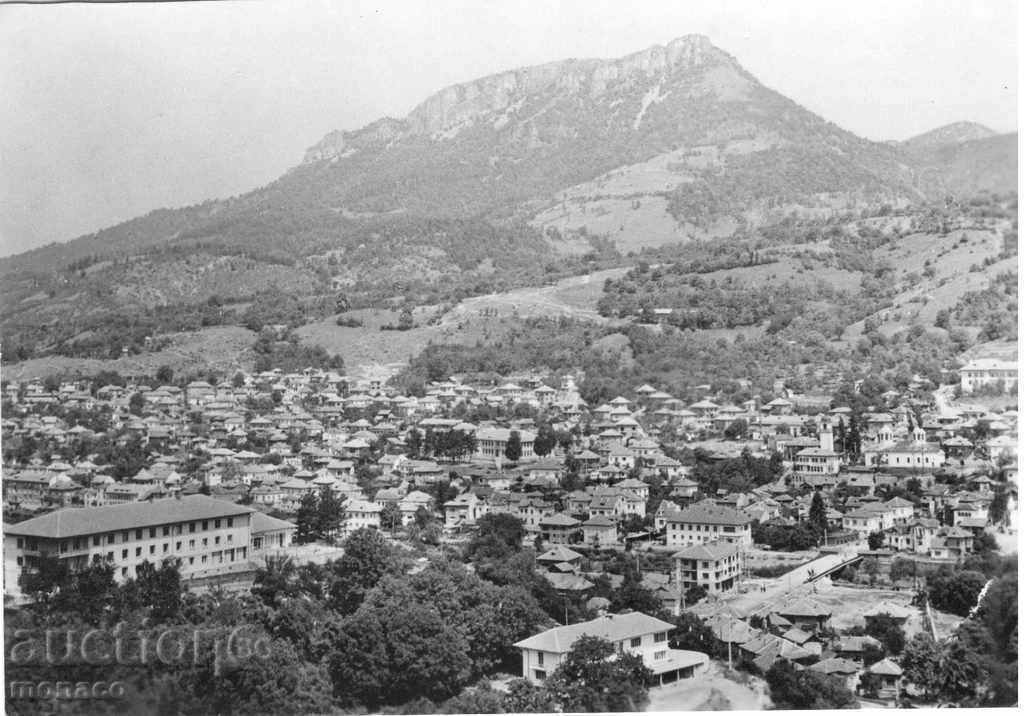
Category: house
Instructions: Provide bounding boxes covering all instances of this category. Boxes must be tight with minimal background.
[443,491,486,529]
[672,540,741,596]
[884,517,940,554]
[615,477,650,503]
[345,500,383,534]
[834,635,883,664]
[398,490,434,525]
[536,545,584,572]
[5,496,256,598]
[774,597,831,633]
[513,612,709,686]
[664,500,752,548]
[842,504,895,535]
[866,658,904,700]
[539,513,581,545]
[810,658,861,692]
[105,482,158,504]
[581,515,617,547]
[526,460,564,487]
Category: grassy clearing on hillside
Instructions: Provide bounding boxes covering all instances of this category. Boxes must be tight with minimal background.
[2,326,256,381]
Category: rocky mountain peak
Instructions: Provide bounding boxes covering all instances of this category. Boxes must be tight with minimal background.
[303,34,738,162]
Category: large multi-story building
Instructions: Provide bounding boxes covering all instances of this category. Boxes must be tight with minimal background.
[474,428,536,461]
[4,495,292,600]
[513,612,709,686]
[958,359,1017,394]
[665,500,752,548]
[673,540,742,596]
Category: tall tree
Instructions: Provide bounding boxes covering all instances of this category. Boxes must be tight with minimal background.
[809,491,828,535]
[544,636,652,712]
[295,492,320,544]
[328,527,397,615]
[505,430,523,463]
[315,485,346,543]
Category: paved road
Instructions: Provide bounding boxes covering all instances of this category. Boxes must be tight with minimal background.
[726,549,860,616]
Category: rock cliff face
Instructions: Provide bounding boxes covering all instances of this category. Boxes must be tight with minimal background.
[303,117,410,163]
[303,34,731,161]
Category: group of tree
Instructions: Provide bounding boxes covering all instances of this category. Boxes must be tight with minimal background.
[752,520,822,551]
[295,485,346,544]
[405,427,477,462]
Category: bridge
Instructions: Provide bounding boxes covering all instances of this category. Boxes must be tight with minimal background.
[726,549,863,616]
[804,550,864,582]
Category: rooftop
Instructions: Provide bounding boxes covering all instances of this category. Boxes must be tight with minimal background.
[513,612,673,653]
[6,495,255,539]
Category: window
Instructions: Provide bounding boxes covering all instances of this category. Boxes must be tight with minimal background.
[136,547,142,557]
[202,521,208,531]
[92,536,101,547]
[189,539,195,550]
[202,538,208,547]
[122,549,128,559]
[227,534,233,543]
[16,538,23,549]
[654,632,667,643]
[215,519,221,529]
[162,526,170,536]
[122,531,129,542]
[176,541,182,551]
[135,529,143,540]
[60,541,68,553]
[215,536,221,545]
[163,544,169,554]
[537,652,544,666]
[107,534,115,544]
[654,650,667,660]
[630,637,642,648]
[189,523,196,533]
[227,518,233,528]
[149,545,155,555]
[534,670,546,681]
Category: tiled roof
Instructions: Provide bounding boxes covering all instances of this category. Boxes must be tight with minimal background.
[514,612,672,652]
[666,500,750,526]
[672,540,739,561]
[5,495,255,539]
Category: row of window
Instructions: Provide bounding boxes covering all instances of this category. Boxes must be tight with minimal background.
[15,517,238,554]
[669,523,742,532]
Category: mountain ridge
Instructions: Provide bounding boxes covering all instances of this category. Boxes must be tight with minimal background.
[0,35,1016,368]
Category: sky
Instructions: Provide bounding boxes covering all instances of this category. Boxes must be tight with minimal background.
[0,0,1017,257]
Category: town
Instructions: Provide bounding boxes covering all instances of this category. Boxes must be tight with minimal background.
[2,355,1017,711]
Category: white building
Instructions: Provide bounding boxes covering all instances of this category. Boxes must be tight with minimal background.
[665,500,752,548]
[959,359,1017,394]
[513,612,709,686]
[4,496,276,600]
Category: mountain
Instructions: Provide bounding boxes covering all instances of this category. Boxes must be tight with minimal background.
[0,35,1016,368]
[902,121,998,149]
